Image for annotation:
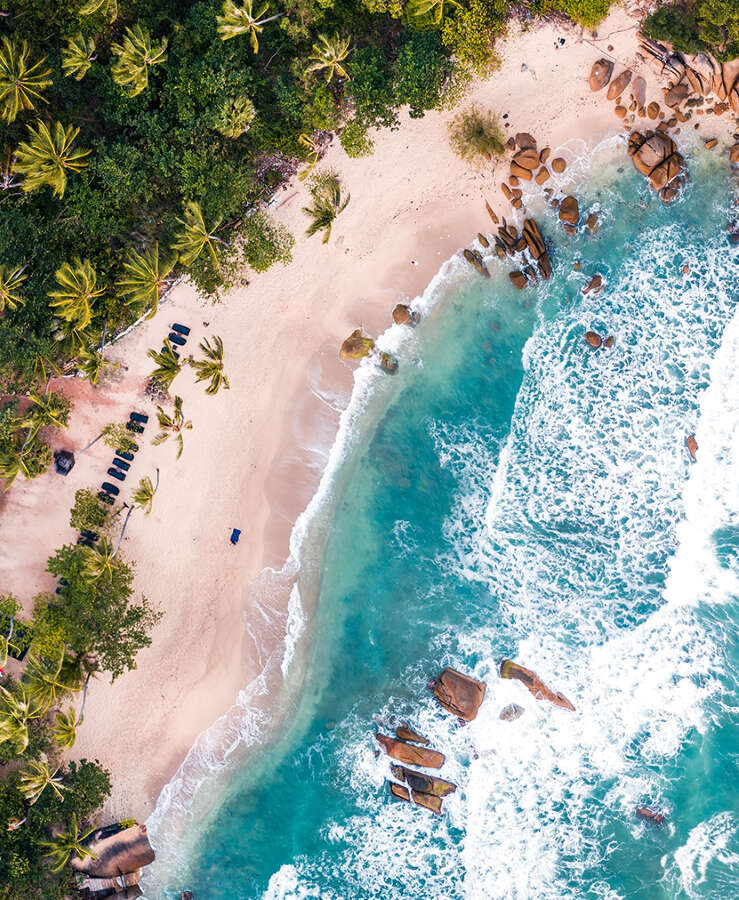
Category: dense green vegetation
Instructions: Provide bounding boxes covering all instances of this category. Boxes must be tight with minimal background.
[644,0,739,61]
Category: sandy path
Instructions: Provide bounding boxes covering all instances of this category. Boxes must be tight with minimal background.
[0,7,735,821]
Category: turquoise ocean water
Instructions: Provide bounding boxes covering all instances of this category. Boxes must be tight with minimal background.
[146,140,739,899]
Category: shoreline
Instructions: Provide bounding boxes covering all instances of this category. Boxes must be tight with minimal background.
[0,5,736,832]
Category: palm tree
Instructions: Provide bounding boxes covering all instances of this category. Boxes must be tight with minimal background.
[306,33,351,83]
[19,759,65,806]
[75,346,109,385]
[132,471,158,515]
[190,335,229,395]
[79,0,118,21]
[40,814,97,873]
[13,120,91,198]
[0,37,53,123]
[23,390,71,436]
[152,396,192,460]
[0,263,27,314]
[215,94,256,138]
[111,25,167,97]
[297,134,320,181]
[52,707,78,750]
[0,434,52,489]
[82,537,119,582]
[302,173,350,244]
[117,244,175,318]
[23,645,80,713]
[61,33,96,81]
[0,683,45,754]
[405,0,460,25]
[216,0,282,52]
[171,201,223,267]
[48,257,103,331]
[147,339,183,391]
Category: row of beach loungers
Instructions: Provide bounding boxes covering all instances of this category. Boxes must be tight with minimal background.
[162,320,190,359]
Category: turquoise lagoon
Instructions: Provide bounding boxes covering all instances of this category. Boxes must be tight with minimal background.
[146,141,739,899]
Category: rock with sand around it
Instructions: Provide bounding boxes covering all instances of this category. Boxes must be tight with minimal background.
[463,248,490,278]
[535,167,550,184]
[499,659,575,711]
[431,667,486,721]
[340,329,374,361]
[395,723,428,744]
[477,232,490,248]
[607,68,632,101]
[485,200,500,223]
[376,734,445,768]
[664,82,690,108]
[513,147,540,171]
[390,764,457,797]
[516,132,537,150]
[392,304,419,326]
[589,58,613,91]
[510,161,533,181]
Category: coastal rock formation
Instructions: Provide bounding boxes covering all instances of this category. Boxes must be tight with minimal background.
[539,147,551,164]
[551,157,566,174]
[431,667,486,721]
[340,329,374,361]
[500,703,524,722]
[376,734,445,768]
[379,352,398,374]
[632,75,646,106]
[513,147,539,171]
[582,274,603,294]
[585,330,603,348]
[664,82,690,107]
[509,271,527,289]
[477,232,490,248]
[559,196,579,226]
[636,806,666,825]
[392,304,419,326]
[388,781,442,814]
[395,723,429,744]
[628,131,686,202]
[516,132,537,150]
[464,248,490,278]
[686,434,698,461]
[71,824,155,878]
[607,68,632,101]
[535,167,550,184]
[499,659,575,711]
[523,218,552,279]
[390,764,457,797]
[589,58,613,91]
[586,213,600,233]
[510,161,533,181]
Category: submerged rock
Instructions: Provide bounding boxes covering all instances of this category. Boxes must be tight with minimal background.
[499,703,524,722]
[431,667,486,721]
[509,270,528,289]
[582,274,603,294]
[395,723,429,744]
[499,659,575,711]
[390,764,457,797]
[340,329,374,361]
[376,734,445,768]
[636,806,666,825]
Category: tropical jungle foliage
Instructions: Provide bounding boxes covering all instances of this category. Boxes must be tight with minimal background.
[643,0,739,61]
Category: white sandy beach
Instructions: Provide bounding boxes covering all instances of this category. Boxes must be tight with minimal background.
[0,6,736,822]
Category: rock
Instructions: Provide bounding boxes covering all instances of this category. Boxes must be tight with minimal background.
[523,264,537,282]
[500,703,524,722]
[537,254,552,279]
[563,222,576,236]
[516,132,537,150]
[704,138,717,150]
[379,352,398,374]
[614,105,627,118]
[522,218,546,259]
[494,243,506,260]
[509,271,527,289]
[636,806,666,825]
[506,136,516,151]
[485,200,499,224]
[509,175,520,186]
[627,131,645,156]
[607,68,632,101]
[501,182,512,200]
[390,764,457,797]
[409,789,443,814]
[499,659,575,711]
[632,132,675,176]
[686,434,698,461]
[664,82,690,108]
[586,213,599,233]
[389,781,411,803]
[463,248,490,277]
[511,188,523,200]
[392,304,419,326]
[535,166,550,185]
[559,195,579,225]
[589,58,613,91]
[731,144,739,164]
[512,197,523,210]
[340,329,374,361]
[551,157,566,174]
[585,330,603,348]
[515,237,528,253]
[660,183,681,204]
[632,75,646,106]
[513,147,540,170]
[395,723,429,744]
[647,101,660,120]
[510,161,533,181]
[539,147,551,164]
[649,152,684,191]
[431,667,486,721]
[477,232,490,248]
[582,274,602,294]
[376,734,445,768]
[604,335,614,348]
[681,264,690,274]
[573,259,582,271]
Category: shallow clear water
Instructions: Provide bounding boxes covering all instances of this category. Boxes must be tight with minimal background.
[153,144,739,899]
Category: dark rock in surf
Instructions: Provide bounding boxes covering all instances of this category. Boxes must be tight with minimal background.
[499,659,575,711]
[395,723,429,744]
[500,703,524,722]
[636,806,666,825]
[390,764,457,797]
[376,734,445,768]
[431,667,486,721]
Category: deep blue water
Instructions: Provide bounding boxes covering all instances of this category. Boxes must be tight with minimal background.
[151,143,739,899]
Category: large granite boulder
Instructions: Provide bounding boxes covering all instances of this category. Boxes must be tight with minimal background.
[395,723,428,744]
[464,248,490,277]
[71,824,155,878]
[340,329,374,361]
[499,659,575,711]
[376,734,445,768]
[589,58,613,91]
[630,131,687,201]
[559,196,579,225]
[431,667,486,720]
[607,68,632,101]
[389,781,443,814]
[392,304,419,326]
[513,147,540,171]
[390,764,457,797]
[664,82,690,108]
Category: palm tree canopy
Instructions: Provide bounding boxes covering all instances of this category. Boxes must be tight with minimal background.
[82,537,119,582]
[133,475,157,514]
[23,645,81,713]
[61,33,96,81]
[40,813,98,873]
[152,395,192,460]
[52,707,78,750]
[111,25,168,97]
[217,0,279,52]
[147,338,183,391]
[48,257,103,330]
[117,244,175,317]
[215,94,256,138]
[0,264,27,314]
[19,759,66,805]
[172,201,223,268]
[0,433,52,489]
[12,120,91,198]
[0,682,45,754]
[190,335,230,395]
[302,173,350,244]
[306,33,352,83]
[75,346,108,385]
[23,390,71,435]
[79,0,118,21]
[0,37,53,123]
[405,0,460,25]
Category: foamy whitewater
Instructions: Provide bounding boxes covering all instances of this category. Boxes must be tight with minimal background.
[144,141,739,899]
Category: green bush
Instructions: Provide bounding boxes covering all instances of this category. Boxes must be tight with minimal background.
[448,105,506,164]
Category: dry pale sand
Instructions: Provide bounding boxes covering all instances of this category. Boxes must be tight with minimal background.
[0,7,736,822]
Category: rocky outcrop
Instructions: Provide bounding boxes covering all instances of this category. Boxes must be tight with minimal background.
[585,330,614,349]
[589,58,613,91]
[512,147,539,171]
[71,824,155,878]
[392,304,419,326]
[340,329,374,361]
[686,434,698,461]
[509,271,527,289]
[388,781,443,814]
[379,352,398,374]
[464,248,490,278]
[431,667,486,721]
[607,68,632,101]
[499,659,575,711]
[582,274,602,294]
[628,131,686,202]
[395,723,428,744]
[551,157,566,174]
[523,218,552,279]
[559,196,579,226]
[636,806,666,825]
[376,734,445,768]
[500,703,524,722]
[390,764,457,797]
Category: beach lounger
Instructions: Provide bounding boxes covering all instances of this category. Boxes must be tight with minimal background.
[161,346,180,359]
[168,332,187,346]
[230,528,241,545]
[107,467,126,482]
[98,491,115,505]
[171,323,190,336]
[116,449,135,461]
[101,482,120,496]
[112,457,130,471]
[129,411,149,425]
[126,421,144,435]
